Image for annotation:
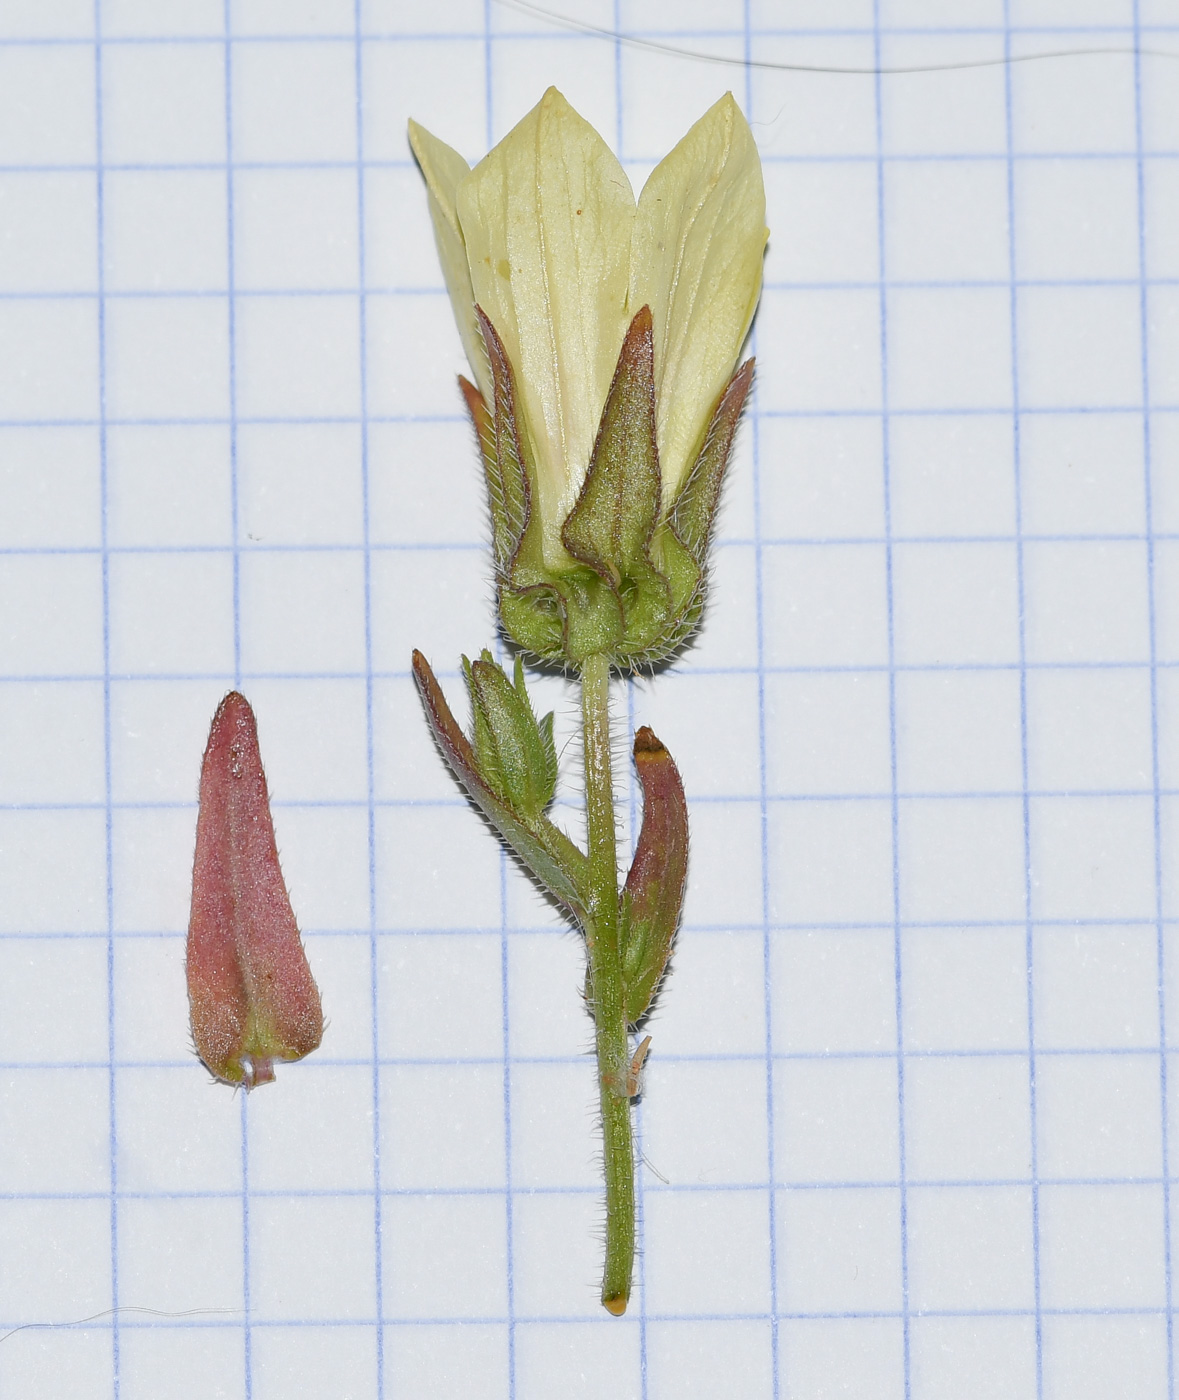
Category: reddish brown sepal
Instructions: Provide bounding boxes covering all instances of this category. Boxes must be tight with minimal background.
[620,726,689,1026]
[186,692,323,1089]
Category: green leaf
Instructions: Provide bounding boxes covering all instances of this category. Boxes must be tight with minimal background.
[669,357,754,562]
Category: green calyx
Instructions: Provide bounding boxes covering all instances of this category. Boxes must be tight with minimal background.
[464,650,558,822]
[465,306,754,668]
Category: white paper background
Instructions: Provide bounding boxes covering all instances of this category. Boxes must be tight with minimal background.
[1,1,1178,1397]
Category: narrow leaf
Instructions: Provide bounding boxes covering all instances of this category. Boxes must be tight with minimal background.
[669,357,754,562]
[186,692,323,1089]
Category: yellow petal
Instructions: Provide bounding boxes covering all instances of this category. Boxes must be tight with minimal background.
[631,93,768,506]
[407,119,489,401]
[457,88,635,567]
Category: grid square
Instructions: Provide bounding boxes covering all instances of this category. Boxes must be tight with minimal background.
[237,421,363,544]
[773,929,898,1054]
[749,37,879,158]
[103,170,228,292]
[907,1185,1035,1310]
[120,1329,244,1400]
[893,542,1020,665]
[766,672,892,796]
[107,424,232,547]
[232,0,356,34]
[102,0,224,35]
[1015,158,1140,281]
[105,298,230,421]
[903,927,1029,1052]
[1019,411,1146,536]
[1042,1316,1168,1400]
[109,553,235,675]
[109,678,225,803]
[116,1066,243,1193]
[889,413,1016,538]
[781,1320,905,1400]
[1011,50,1135,153]
[1153,417,1179,539]
[1017,286,1142,409]
[375,805,502,930]
[756,417,885,541]
[488,47,618,152]
[768,162,880,284]
[101,42,227,165]
[1036,1054,1162,1178]
[888,288,1012,412]
[904,1057,1032,1181]
[368,421,486,546]
[1039,1183,1166,1309]
[238,550,366,674]
[911,1316,1038,1400]
[0,47,95,166]
[638,670,762,798]
[252,1327,377,1400]
[0,299,99,420]
[381,1063,505,1190]
[301,930,374,1062]
[381,1195,508,1320]
[769,799,895,925]
[1157,541,1179,664]
[1150,287,1179,409]
[778,1187,902,1313]
[230,41,356,163]
[757,289,882,413]
[620,52,741,164]
[896,671,1023,795]
[0,680,105,804]
[646,1188,772,1315]
[506,930,592,1063]
[361,39,487,166]
[111,807,193,933]
[379,932,504,1060]
[241,676,369,802]
[118,1198,243,1314]
[384,1325,509,1400]
[1030,795,1157,921]
[1035,926,1160,1049]
[0,172,97,293]
[234,168,359,290]
[1027,669,1153,792]
[884,160,1010,282]
[898,798,1027,923]
[775,1058,900,1183]
[881,36,1008,154]
[112,935,191,1063]
[234,295,361,419]
[644,1060,770,1187]
[511,1193,606,1320]
[249,1065,375,1191]
[0,1329,111,1400]
[1023,541,1149,663]
[0,810,107,934]
[0,426,100,548]
[515,1320,642,1400]
[0,937,109,1065]
[647,1321,773,1400]
[249,1195,377,1321]
[510,1063,597,1190]
[265,805,371,930]
[0,1069,109,1192]
[1146,161,1179,280]
[762,544,889,668]
[365,290,476,419]
[0,0,93,36]
[0,1199,110,1323]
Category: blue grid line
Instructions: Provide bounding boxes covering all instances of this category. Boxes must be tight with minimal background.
[872,7,912,1396]
[746,8,782,1398]
[91,3,121,1392]
[351,6,385,1396]
[1003,11,1046,1395]
[1134,3,1177,1394]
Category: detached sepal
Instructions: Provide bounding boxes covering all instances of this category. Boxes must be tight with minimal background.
[413,649,587,918]
[620,726,689,1026]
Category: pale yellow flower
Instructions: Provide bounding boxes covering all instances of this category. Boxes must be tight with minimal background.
[409,87,767,574]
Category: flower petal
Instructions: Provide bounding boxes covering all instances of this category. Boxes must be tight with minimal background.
[407,119,489,401]
[457,88,635,568]
[631,93,767,505]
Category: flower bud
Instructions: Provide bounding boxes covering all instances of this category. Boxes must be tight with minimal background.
[464,650,558,822]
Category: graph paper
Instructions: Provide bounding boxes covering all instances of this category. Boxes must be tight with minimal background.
[0,0,1177,1396]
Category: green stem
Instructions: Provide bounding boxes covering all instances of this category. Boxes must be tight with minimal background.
[580,650,635,1316]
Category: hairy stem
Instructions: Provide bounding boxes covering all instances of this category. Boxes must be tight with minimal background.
[580,651,635,1316]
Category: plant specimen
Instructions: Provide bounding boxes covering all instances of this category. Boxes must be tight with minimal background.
[186,691,323,1089]
[409,87,765,1314]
